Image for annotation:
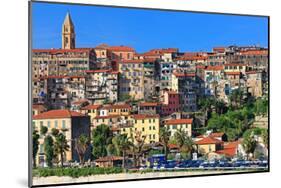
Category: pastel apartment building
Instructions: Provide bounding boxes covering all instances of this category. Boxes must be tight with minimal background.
[120,114,160,144]
[32,109,91,166]
[164,118,193,138]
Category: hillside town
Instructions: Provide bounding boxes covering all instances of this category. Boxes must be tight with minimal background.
[32,13,268,175]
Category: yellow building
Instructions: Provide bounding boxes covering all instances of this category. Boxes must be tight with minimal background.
[164,119,193,138]
[119,59,145,100]
[195,136,223,154]
[120,114,160,144]
[80,104,102,126]
[32,109,91,166]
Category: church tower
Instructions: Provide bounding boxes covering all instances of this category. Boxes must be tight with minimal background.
[62,12,75,49]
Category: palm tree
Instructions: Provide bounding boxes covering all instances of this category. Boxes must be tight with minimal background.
[159,127,171,159]
[114,134,133,169]
[32,129,40,168]
[174,129,194,159]
[54,132,70,167]
[242,133,257,160]
[75,134,90,165]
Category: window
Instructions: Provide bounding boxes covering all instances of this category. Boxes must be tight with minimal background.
[47,121,51,128]
[54,120,58,128]
[40,121,43,127]
[142,127,145,131]
[62,120,66,129]
[142,120,145,124]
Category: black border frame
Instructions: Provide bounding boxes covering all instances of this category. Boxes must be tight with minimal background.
[28,0,270,187]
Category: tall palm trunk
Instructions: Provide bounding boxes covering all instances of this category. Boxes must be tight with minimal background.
[60,146,64,168]
[122,150,126,169]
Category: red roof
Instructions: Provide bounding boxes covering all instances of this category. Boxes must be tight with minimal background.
[165,119,193,125]
[102,104,131,110]
[225,72,241,75]
[240,50,268,56]
[108,46,135,52]
[33,110,86,120]
[213,47,226,53]
[215,141,240,157]
[173,72,196,77]
[32,48,93,54]
[133,114,160,120]
[139,102,159,107]
[195,137,223,145]
[81,104,102,110]
[197,132,225,138]
[168,143,180,149]
[205,66,223,71]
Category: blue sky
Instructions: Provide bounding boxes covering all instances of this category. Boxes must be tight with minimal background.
[32,2,268,53]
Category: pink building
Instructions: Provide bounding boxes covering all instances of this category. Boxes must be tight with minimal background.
[161,90,180,116]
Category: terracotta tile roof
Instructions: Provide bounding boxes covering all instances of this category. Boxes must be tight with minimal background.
[108,46,135,52]
[139,102,159,107]
[213,47,226,53]
[33,110,86,120]
[215,141,240,157]
[81,104,102,110]
[102,104,132,110]
[225,72,241,75]
[32,48,93,54]
[119,59,144,64]
[173,72,196,77]
[133,114,160,120]
[165,119,193,125]
[95,156,123,162]
[168,143,180,149]
[205,66,224,71]
[176,56,207,61]
[240,50,268,56]
[195,137,223,145]
[196,132,225,138]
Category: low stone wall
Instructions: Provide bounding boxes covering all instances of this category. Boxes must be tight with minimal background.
[33,170,257,186]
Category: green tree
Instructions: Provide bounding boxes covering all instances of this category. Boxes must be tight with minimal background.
[32,129,40,168]
[242,133,257,160]
[44,135,54,167]
[75,134,90,165]
[53,132,70,167]
[40,125,48,136]
[229,88,244,109]
[92,124,111,159]
[113,134,133,169]
[159,127,171,159]
[174,129,194,159]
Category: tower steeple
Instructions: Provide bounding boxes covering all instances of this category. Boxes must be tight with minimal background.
[62,12,75,49]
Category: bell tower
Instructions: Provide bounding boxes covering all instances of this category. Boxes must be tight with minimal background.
[62,12,75,49]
